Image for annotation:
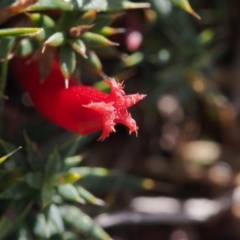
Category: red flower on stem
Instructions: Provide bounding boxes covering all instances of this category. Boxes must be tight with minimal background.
[12,58,146,140]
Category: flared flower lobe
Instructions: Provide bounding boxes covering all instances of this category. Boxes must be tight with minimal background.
[84,79,146,140]
[12,58,146,140]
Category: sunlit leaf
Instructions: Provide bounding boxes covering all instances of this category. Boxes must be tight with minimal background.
[69,167,109,177]
[34,213,55,239]
[60,44,76,81]
[27,0,150,11]
[57,184,85,203]
[77,186,105,206]
[0,28,43,37]
[0,146,22,165]
[14,38,40,57]
[170,0,200,19]
[49,172,82,186]
[60,205,112,240]
[46,204,65,236]
[64,155,83,168]
[0,139,26,170]
[78,174,157,192]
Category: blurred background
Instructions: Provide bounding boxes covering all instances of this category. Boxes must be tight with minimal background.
[4,0,240,239]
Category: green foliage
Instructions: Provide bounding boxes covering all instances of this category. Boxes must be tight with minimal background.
[27,0,150,11]
[0,28,43,37]
[0,0,221,239]
[0,128,158,239]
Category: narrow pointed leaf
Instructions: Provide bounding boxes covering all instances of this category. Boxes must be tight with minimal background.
[77,186,105,206]
[60,205,112,240]
[123,2,150,9]
[72,10,97,27]
[122,52,144,67]
[47,204,65,235]
[98,27,125,36]
[18,228,33,240]
[78,175,158,193]
[27,0,150,11]
[28,13,56,41]
[34,214,51,239]
[64,155,83,168]
[49,172,82,186]
[0,28,43,37]
[28,13,55,28]
[77,49,104,76]
[44,32,65,47]
[0,139,26,169]
[60,44,76,79]
[91,13,123,31]
[0,36,15,59]
[170,0,201,19]
[69,167,109,177]
[69,39,87,58]
[14,38,39,57]
[81,32,119,47]
[57,184,85,203]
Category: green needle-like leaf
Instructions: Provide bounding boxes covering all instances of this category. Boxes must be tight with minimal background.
[47,204,65,236]
[0,28,43,37]
[170,0,201,19]
[69,167,109,177]
[0,146,22,165]
[77,186,105,206]
[14,38,39,57]
[81,32,119,47]
[0,36,15,59]
[69,39,87,58]
[49,172,82,186]
[28,13,57,41]
[60,205,112,240]
[57,184,85,203]
[60,43,77,81]
[44,31,66,47]
[27,0,150,12]
[77,49,105,77]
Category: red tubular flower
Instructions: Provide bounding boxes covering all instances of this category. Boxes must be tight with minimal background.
[12,58,146,140]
